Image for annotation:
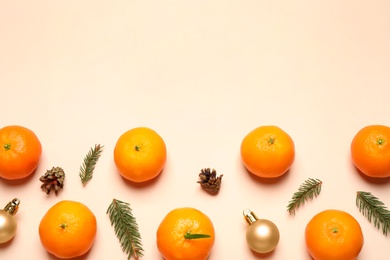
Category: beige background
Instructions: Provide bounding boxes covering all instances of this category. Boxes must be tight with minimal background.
[1,1,390,259]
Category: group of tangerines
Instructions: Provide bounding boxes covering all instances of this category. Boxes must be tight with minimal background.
[1,123,389,259]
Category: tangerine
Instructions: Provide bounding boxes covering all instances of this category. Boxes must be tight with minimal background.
[351,125,390,178]
[0,125,42,180]
[114,127,167,183]
[157,207,215,260]
[305,209,364,260]
[39,200,97,259]
[240,125,295,178]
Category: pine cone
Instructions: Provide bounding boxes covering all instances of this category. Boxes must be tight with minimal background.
[197,168,223,194]
[39,167,65,195]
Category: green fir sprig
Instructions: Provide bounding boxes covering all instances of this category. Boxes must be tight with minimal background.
[107,199,144,260]
[79,144,104,186]
[356,191,390,236]
[287,178,322,215]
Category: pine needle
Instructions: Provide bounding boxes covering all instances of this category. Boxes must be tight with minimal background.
[107,199,144,260]
[356,191,390,236]
[79,144,104,186]
[287,178,322,215]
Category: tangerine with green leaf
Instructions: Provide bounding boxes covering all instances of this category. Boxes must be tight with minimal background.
[156,207,215,260]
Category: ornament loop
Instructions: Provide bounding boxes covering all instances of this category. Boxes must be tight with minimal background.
[4,198,20,216]
[243,209,258,225]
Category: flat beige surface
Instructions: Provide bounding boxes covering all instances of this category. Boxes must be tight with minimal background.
[1,1,390,259]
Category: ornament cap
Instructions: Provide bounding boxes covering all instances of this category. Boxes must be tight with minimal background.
[4,198,20,216]
[243,209,259,225]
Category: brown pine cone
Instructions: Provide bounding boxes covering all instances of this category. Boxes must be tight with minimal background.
[197,168,223,194]
[39,167,65,195]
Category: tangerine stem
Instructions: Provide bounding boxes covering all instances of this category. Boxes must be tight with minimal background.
[268,137,275,144]
[184,231,211,239]
[4,143,10,150]
[135,145,141,151]
[331,227,338,233]
[378,139,384,145]
[60,223,67,229]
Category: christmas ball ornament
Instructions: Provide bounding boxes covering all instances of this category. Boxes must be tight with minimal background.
[243,209,280,254]
[0,198,20,243]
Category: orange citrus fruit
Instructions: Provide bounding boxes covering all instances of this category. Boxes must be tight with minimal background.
[351,125,390,178]
[240,125,295,178]
[38,200,97,259]
[157,207,215,260]
[0,125,42,180]
[305,209,364,260]
[114,127,167,183]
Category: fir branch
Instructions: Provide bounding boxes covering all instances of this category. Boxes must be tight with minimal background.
[287,178,322,215]
[356,191,390,236]
[107,199,144,260]
[79,144,104,186]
